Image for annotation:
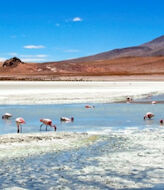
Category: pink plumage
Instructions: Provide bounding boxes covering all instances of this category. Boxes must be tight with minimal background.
[16,117,25,124]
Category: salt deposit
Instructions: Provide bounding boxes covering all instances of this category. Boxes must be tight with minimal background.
[0,129,164,189]
[0,81,164,104]
[0,132,99,160]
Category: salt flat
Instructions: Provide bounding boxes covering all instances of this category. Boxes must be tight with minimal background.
[0,81,164,104]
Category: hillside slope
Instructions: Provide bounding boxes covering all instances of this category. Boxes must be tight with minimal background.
[1,35,164,80]
[53,35,164,63]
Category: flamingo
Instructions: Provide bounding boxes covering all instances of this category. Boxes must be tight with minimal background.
[144,112,154,120]
[60,117,74,122]
[2,113,12,119]
[85,105,95,109]
[40,119,57,131]
[16,117,25,133]
[160,120,163,125]
[126,96,133,103]
[152,101,157,104]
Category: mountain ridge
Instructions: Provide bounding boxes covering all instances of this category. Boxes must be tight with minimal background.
[1,35,164,81]
[51,35,164,63]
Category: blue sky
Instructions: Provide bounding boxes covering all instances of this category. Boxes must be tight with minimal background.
[0,0,164,62]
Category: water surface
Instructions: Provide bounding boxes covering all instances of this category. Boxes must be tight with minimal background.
[1,95,164,189]
[0,98,163,135]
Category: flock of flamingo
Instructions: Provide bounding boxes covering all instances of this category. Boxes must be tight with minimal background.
[1,105,95,133]
[126,97,163,125]
[1,99,163,133]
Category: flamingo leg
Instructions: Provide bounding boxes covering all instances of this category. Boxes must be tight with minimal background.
[17,124,20,133]
[40,124,43,131]
[46,125,48,131]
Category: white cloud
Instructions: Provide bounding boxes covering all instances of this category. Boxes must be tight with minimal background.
[8,52,18,56]
[0,57,7,62]
[20,54,48,58]
[36,54,48,58]
[56,23,60,27]
[73,17,83,22]
[24,45,45,49]
[21,58,46,63]
[64,49,79,53]
[20,54,48,62]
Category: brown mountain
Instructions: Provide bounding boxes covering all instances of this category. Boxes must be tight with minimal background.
[1,35,164,81]
[56,35,164,63]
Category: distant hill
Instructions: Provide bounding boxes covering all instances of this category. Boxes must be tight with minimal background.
[54,35,164,63]
[1,35,164,81]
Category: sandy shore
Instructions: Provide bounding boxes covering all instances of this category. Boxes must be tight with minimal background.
[0,81,164,104]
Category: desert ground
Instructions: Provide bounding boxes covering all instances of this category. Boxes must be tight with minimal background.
[0,56,164,81]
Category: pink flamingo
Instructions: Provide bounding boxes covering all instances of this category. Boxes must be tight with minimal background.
[152,101,157,104]
[60,117,74,122]
[85,105,95,109]
[2,113,12,119]
[40,119,57,131]
[126,97,133,103]
[144,112,154,120]
[16,117,25,133]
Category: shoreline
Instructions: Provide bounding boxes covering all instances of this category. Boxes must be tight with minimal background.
[0,132,100,161]
[1,74,164,81]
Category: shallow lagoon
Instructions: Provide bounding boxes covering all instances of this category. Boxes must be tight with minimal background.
[0,95,164,135]
[1,95,164,189]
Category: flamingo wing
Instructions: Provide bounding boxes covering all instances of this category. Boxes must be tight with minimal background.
[16,117,25,124]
